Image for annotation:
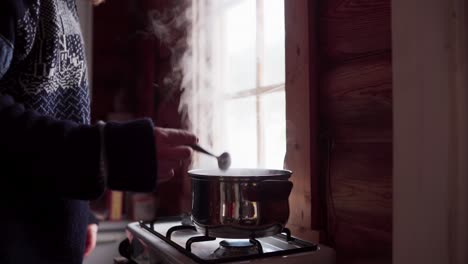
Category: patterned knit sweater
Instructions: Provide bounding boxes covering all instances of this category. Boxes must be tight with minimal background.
[0,0,90,123]
[0,1,157,263]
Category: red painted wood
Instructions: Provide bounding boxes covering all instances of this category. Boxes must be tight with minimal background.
[92,0,139,121]
[92,0,190,217]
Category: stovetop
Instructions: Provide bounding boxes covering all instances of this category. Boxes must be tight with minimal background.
[122,217,335,264]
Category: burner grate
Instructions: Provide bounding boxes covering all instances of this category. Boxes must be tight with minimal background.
[186,235,217,252]
[138,219,318,264]
[166,225,197,240]
[248,238,263,254]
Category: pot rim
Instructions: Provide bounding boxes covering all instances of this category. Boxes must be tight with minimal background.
[188,168,292,181]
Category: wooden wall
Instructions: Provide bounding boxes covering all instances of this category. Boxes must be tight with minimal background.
[316,0,392,263]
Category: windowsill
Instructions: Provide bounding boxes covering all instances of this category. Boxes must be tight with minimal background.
[286,223,320,243]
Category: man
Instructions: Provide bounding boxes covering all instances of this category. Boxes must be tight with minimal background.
[0,0,196,263]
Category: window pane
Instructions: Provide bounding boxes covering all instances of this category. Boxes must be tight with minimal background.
[261,0,285,86]
[193,0,286,171]
[223,97,258,168]
[222,0,257,94]
[262,91,286,169]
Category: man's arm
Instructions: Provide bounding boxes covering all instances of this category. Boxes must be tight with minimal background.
[0,94,158,199]
[0,1,196,200]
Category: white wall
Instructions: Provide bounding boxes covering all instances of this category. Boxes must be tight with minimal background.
[393,0,468,263]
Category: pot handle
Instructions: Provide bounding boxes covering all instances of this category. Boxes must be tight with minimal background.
[244,180,293,201]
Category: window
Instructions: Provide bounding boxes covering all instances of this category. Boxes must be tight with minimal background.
[190,0,286,169]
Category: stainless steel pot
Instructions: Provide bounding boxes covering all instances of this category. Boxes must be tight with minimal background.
[189,168,293,238]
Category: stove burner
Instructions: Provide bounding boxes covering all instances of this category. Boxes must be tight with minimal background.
[213,240,260,258]
[136,219,320,264]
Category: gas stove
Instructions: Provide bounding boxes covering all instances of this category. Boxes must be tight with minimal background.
[119,217,335,264]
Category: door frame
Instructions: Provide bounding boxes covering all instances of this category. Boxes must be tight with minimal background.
[393,0,468,263]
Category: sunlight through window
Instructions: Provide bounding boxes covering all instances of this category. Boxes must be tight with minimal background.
[192,0,286,169]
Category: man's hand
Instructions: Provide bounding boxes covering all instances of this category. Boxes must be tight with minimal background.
[155,127,198,183]
[84,223,98,257]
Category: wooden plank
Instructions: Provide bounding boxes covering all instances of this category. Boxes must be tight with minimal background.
[319,0,391,62]
[329,143,393,212]
[317,0,392,263]
[326,142,392,262]
[320,53,392,142]
[333,220,392,264]
[329,142,392,226]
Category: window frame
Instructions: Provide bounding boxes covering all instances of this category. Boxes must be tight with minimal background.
[393,0,468,262]
[283,0,319,241]
[219,0,286,168]
[190,0,319,241]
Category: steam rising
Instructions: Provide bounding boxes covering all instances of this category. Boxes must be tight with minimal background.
[146,1,288,172]
[147,5,192,102]
[147,2,221,169]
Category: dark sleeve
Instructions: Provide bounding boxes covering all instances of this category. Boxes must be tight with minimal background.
[104,120,158,192]
[0,95,157,200]
[88,210,100,225]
